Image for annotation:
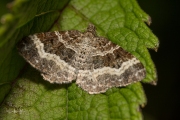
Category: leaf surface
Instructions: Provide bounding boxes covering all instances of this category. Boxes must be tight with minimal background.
[0,0,158,119]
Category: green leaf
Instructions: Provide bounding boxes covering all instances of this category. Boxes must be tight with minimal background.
[0,0,158,119]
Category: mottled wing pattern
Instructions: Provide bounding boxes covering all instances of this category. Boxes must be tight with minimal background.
[17,24,146,94]
[18,31,78,83]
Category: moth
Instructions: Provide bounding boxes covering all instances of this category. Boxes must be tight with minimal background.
[17,24,146,94]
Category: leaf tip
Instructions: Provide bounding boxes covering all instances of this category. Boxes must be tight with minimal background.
[146,16,152,26]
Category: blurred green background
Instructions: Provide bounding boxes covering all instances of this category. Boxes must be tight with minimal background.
[0,0,12,18]
[0,0,179,120]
